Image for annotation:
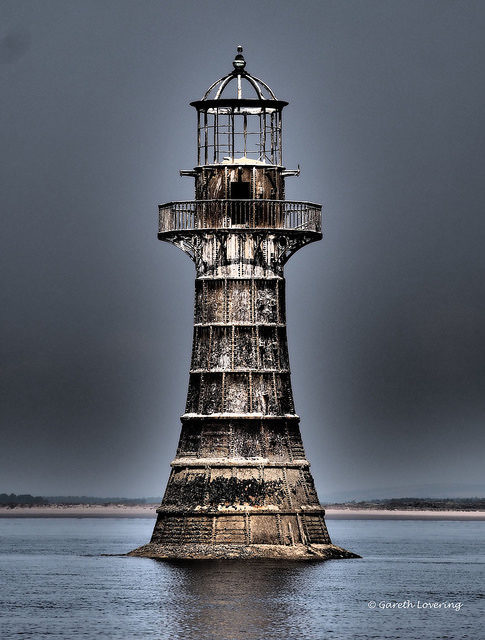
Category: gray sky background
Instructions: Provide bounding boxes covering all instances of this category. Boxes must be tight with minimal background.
[1,0,484,499]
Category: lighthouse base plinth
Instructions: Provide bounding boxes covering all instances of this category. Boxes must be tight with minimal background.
[128,542,359,561]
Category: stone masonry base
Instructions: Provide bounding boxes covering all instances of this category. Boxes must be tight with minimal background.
[128,542,360,561]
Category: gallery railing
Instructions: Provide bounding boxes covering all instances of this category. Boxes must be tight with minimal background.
[158,200,322,234]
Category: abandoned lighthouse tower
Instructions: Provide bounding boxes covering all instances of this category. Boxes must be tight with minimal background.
[131,48,357,560]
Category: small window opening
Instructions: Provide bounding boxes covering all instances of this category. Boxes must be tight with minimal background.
[230,181,250,199]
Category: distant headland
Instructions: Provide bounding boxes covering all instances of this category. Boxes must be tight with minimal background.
[1,494,484,520]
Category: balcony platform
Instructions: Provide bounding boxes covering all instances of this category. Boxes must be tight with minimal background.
[158,199,322,235]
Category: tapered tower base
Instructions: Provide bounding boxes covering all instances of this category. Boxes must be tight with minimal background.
[129,503,359,561]
[128,417,359,560]
[129,542,359,561]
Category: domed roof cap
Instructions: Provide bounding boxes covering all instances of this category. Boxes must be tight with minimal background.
[191,47,287,110]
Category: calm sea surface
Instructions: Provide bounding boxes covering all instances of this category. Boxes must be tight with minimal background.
[0,518,483,639]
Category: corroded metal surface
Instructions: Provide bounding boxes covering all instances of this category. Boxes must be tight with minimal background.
[131,49,357,560]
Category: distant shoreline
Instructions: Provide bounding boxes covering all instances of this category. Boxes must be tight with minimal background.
[1,504,484,520]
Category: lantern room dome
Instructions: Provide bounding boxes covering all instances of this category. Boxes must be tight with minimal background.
[201,46,278,102]
[191,47,288,112]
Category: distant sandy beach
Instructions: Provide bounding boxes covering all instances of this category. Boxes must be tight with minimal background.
[1,505,484,520]
[324,508,485,521]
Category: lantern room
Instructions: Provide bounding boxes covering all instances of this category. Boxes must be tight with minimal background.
[182,47,299,201]
[191,46,288,167]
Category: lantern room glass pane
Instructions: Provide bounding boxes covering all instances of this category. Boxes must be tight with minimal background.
[197,106,282,165]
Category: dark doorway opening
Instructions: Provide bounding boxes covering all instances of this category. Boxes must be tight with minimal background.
[230,181,250,199]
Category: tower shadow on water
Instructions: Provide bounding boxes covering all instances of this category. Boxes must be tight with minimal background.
[130,48,358,560]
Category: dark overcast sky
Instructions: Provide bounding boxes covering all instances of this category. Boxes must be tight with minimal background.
[1,0,484,499]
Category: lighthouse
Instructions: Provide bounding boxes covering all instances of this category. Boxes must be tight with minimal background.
[131,48,357,560]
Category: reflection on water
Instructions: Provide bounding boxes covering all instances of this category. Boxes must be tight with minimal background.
[154,560,321,639]
[0,518,483,640]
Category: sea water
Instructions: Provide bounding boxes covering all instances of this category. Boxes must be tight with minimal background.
[0,518,483,639]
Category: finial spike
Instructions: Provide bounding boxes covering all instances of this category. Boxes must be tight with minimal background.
[233,46,246,71]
